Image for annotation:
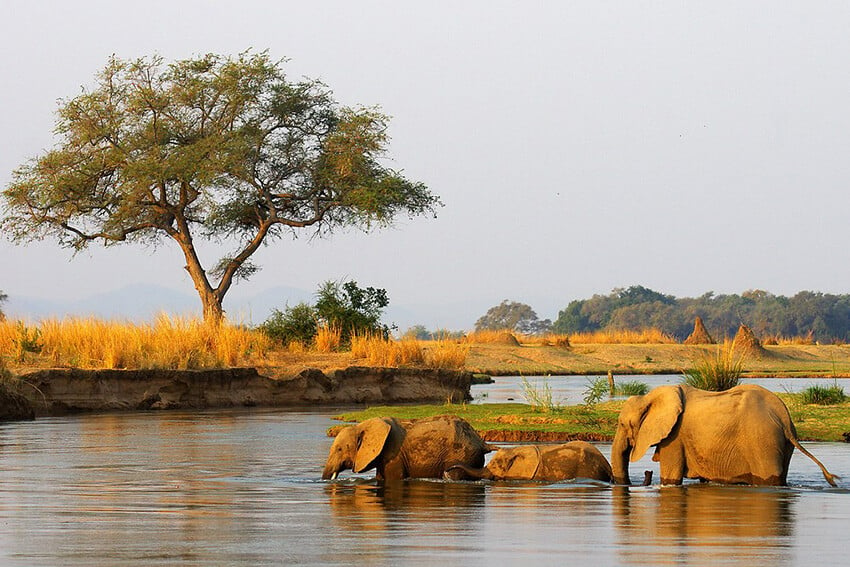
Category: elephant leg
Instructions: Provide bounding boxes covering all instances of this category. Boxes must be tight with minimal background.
[656,447,685,485]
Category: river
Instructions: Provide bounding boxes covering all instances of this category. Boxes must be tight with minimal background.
[0,376,847,565]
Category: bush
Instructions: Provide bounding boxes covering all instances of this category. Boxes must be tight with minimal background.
[315,280,391,343]
[615,380,649,396]
[682,342,744,391]
[259,303,318,345]
[798,384,847,405]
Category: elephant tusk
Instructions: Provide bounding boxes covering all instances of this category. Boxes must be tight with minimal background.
[330,471,338,480]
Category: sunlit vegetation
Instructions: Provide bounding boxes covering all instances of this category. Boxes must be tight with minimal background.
[334,394,850,442]
[0,316,470,372]
[567,328,677,345]
[682,341,745,391]
[0,316,272,369]
[797,383,847,405]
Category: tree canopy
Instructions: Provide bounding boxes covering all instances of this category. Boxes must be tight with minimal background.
[3,52,440,323]
[552,286,850,342]
[475,300,552,335]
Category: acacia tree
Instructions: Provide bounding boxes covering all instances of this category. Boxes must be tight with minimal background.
[3,52,439,323]
[475,300,551,335]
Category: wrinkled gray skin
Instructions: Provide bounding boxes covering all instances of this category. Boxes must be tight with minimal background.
[322,415,492,481]
[611,384,838,487]
[448,441,613,482]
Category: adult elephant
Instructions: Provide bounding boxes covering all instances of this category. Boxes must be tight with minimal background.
[611,384,838,486]
[447,441,612,482]
[322,415,492,481]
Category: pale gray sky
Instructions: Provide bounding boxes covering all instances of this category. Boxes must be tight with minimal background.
[2,1,849,329]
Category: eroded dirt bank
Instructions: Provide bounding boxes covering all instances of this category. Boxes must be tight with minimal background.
[12,366,472,417]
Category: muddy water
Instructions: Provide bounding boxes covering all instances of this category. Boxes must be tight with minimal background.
[0,397,847,565]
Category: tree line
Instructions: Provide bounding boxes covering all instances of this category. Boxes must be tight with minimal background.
[550,285,850,342]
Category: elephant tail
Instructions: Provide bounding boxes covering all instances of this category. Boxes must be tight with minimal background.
[789,436,840,487]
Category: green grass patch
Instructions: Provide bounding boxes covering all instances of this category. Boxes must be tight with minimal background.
[333,397,850,443]
[797,384,847,405]
[780,393,850,441]
[332,401,624,438]
[683,342,744,391]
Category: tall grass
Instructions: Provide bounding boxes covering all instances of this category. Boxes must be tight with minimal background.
[314,325,342,353]
[350,334,469,369]
[350,333,425,367]
[682,341,744,391]
[568,328,677,344]
[521,376,559,413]
[424,337,470,370]
[0,316,272,369]
[798,383,847,405]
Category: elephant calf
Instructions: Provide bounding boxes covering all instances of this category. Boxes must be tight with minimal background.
[322,415,493,481]
[448,441,613,482]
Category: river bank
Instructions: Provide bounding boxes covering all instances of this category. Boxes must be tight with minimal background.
[4,366,472,417]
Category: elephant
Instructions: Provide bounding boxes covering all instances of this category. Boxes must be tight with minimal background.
[322,415,493,481]
[447,441,613,482]
[611,384,838,486]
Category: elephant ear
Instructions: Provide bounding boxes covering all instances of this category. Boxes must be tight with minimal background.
[631,386,684,463]
[502,447,542,480]
[353,418,393,473]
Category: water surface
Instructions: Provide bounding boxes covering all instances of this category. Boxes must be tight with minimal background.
[0,386,846,565]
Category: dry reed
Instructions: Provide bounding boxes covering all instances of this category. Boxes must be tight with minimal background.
[568,328,677,344]
[314,325,342,353]
[0,315,272,370]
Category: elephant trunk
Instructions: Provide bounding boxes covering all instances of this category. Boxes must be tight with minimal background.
[322,464,339,480]
[611,432,632,485]
[445,463,493,481]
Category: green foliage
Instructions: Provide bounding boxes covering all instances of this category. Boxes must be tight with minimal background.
[13,322,42,362]
[582,377,609,406]
[520,376,560,413]
[475,300,552,335]
[315,280,390,342]
[261,280,391,345]
[615,380,650,396]
[682,344,744,391]
[259,302,318,345]
[798,383,847,405]
[552,286,850,343]
[0,289,6,321]
[3,52,439,323]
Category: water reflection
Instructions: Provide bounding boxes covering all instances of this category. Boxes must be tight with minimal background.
[613,485,796,565]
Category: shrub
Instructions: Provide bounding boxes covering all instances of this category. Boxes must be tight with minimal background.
[259,303,318,345]
[615,380,649,396]
[682,341,744,391]
[798,384,847,405]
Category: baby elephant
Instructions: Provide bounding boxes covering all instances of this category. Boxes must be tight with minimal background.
[448,441,613,482]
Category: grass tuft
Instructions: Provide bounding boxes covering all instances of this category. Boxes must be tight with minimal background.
[520,375,560,413]
[798,383,847,405]
[682,341,744,391]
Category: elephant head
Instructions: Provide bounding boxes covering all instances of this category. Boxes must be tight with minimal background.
[322,417,405,480]
[449,446,542,481]
[611,385,683,485]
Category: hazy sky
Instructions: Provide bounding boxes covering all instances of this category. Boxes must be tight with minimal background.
[2,1,849,328]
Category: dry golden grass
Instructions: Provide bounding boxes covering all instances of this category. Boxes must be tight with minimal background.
[314,325,342,353]
[350,333,425,367]
[763,333,816,346]
[423,337,470,369]
[465,330,519,345]
[568,328,677,344]
[0,315,272,370]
